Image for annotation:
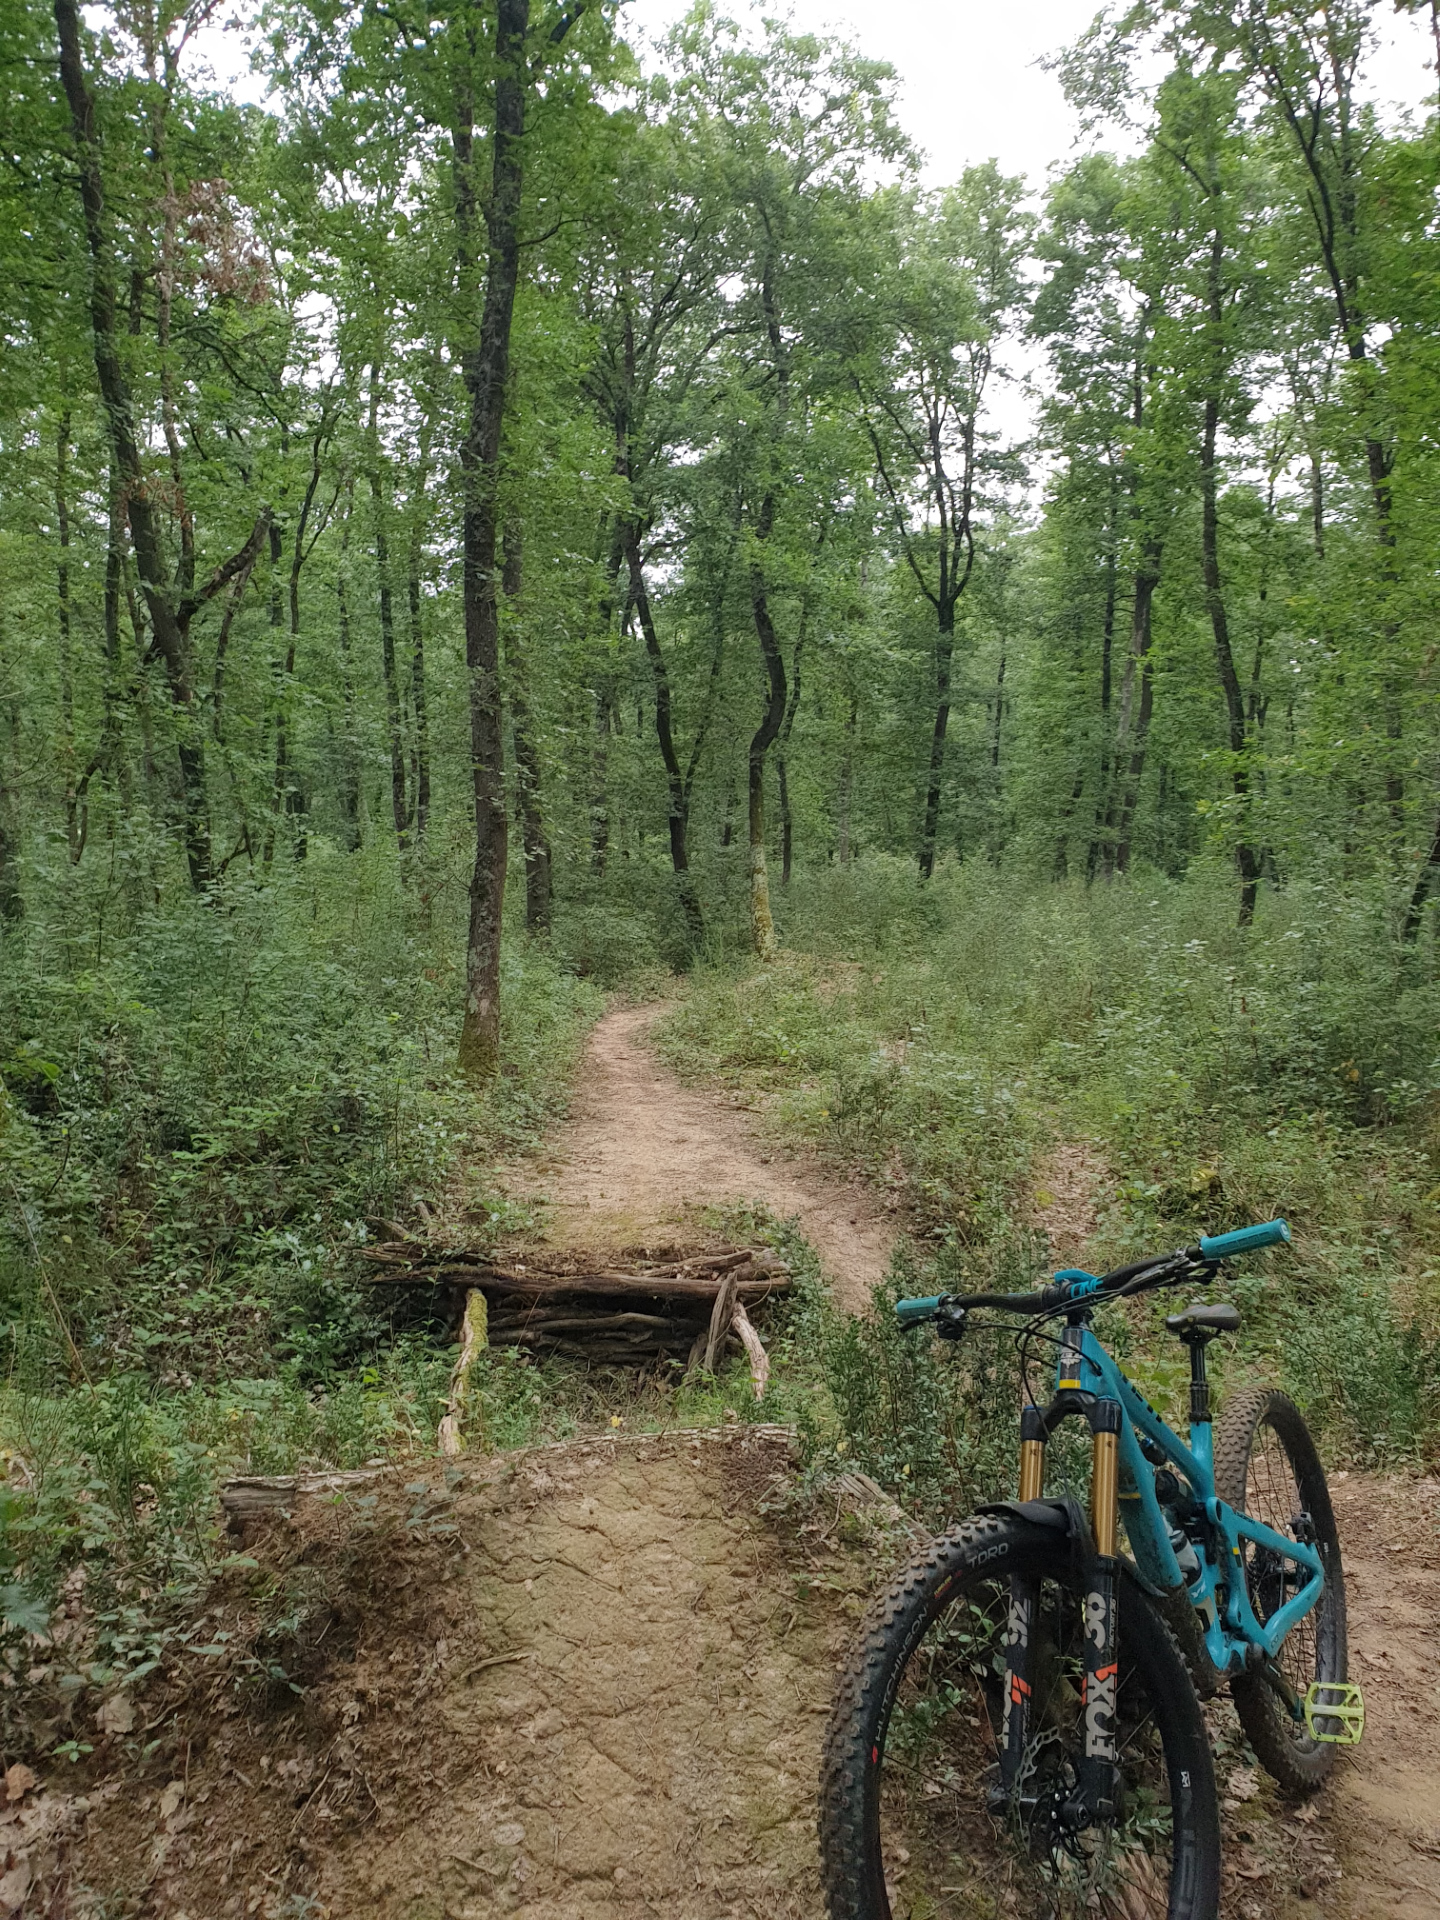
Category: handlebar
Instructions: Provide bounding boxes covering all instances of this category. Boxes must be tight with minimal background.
[1198,1219,1290,1259]
[894,1218,1289,1330]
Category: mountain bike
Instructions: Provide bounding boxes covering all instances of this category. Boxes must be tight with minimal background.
[819,1219,1361,1920]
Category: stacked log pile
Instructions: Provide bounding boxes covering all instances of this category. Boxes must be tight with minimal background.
[355,1242,789,1387]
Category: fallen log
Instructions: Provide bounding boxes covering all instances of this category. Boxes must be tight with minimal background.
[221,1468,385,1535]
[354,1244,790,1309]
[488,1311,693,1338]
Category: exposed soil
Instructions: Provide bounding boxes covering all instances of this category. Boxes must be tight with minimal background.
[47,1428,888,1920]
[505,1003,896,1312]
[1318,1472,1440,1918]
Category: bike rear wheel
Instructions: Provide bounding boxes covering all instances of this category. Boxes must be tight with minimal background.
[819,1514,1220,1920]
[1214,1386,1347,1792]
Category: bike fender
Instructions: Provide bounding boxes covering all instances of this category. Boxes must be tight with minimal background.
[976,1496,1095,1559]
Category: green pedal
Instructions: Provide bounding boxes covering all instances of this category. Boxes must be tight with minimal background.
[1303,1680,1364,1744]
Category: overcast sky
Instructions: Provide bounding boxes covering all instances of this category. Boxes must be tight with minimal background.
[202,0,1436,192]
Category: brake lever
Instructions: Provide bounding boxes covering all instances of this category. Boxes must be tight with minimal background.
[934,1302,969,1341]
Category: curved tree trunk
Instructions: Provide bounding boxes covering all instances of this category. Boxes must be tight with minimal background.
[625,520,703,951]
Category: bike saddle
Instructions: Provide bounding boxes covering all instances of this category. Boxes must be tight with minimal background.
[1164,1301,1241,1339]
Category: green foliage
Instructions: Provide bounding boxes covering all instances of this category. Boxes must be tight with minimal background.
[661,857,1440,1461]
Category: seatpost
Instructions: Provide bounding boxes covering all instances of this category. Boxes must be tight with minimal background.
[1187,1335,1212,1426]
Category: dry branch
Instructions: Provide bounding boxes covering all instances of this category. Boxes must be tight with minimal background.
[731,1301,770,1400]
[438,1288,488,1457]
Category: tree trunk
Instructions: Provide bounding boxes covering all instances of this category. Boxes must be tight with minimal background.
[747,549,787,959]
[335,487,362,851]
[53,411,86,864]
[1201,391,1260,925]
[1403,814,1440,941]
[368,363,410,855]
[407,531,432,845]
[454,0,527,1078]
[1111,543,1162,876]
[776,597,807,888]
[917,605,955,880]
[626,520,703,949]
[0,609,21,922]
[837,680,857,868]
[503,522,553,936]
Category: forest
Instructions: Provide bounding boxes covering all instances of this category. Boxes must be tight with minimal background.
[1,0,1440,1757]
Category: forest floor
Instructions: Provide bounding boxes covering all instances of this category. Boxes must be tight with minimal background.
[41,1000,1440,1918]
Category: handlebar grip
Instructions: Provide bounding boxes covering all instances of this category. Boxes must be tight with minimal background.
[895,1295,944,1327]
[1198,1219,1290,1260]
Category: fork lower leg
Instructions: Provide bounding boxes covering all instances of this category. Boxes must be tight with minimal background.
[1068,1398,1122,1825]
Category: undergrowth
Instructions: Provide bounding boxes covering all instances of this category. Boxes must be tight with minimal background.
[0,843,603,1711]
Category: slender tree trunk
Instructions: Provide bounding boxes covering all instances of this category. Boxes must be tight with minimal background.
[454,0,527,1078]
[837,679,857,868]
[407,524,432,845]
[503,522,553,936]
[262,522,285,867]
[101,460,130,817]
[335,486,362,851]
[0,609,21,923]
[368,364,410,855]
[1054,767,1086,880]
[591,687,613,873]
[1403,815,1440,940]
[211,560,253,744]
[1200,390,1260,924]
[776,597,807,888]
[1087,490,1119,876]
[54,410,84,863]
[626,521,702,948]
[989,644,1006,770]
[918,605,955,880]
[1111,543,1162,876]
[747,541,787,959]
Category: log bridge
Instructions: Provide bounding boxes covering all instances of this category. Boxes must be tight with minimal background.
[356,1242,789,1428]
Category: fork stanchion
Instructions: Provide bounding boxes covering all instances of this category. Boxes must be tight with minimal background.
[1018,1402,1046,1501]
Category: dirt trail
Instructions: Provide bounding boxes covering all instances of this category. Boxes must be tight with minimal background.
[507,1003,895,1312]
[1316,1472,1440,1919]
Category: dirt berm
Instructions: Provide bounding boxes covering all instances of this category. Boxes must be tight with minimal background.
[54,1425,878,1919]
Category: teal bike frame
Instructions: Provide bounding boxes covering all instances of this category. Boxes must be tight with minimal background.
[897,1219,1323,1822]
[1070,1327,1324,1676]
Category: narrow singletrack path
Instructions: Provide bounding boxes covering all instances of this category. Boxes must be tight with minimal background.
[506,1002,896,1312]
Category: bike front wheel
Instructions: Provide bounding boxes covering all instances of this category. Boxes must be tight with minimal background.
[819,1513,1220,1920]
